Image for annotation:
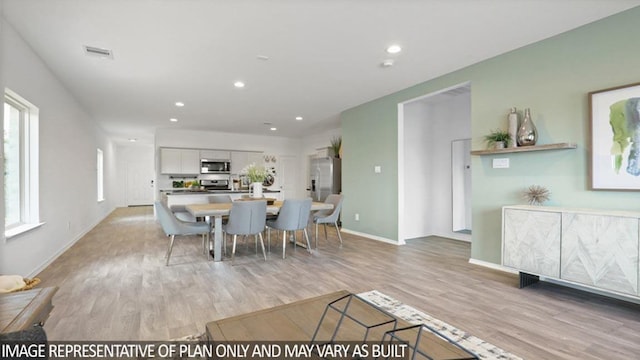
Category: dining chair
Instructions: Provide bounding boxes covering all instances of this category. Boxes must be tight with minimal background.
[169,204,198,222]
[154,201,211,266]
[266,198,312,259]
[222,200,268,263]
[313,194,344,248]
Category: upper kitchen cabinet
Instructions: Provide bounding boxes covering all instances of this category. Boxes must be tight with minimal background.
[230,151,263,174]
[160,148,200,175]
[200,150,230,160]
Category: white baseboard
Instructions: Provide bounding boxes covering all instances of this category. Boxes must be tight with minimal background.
[27,208,115,278]
[433,231,471,243]
[468,258,518,274]
[340,228,402,245]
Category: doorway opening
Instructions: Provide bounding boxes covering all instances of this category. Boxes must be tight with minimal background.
[397,82,472,244]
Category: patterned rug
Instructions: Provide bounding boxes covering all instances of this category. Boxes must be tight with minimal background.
[168,290,522,360]
[357,290,522,360]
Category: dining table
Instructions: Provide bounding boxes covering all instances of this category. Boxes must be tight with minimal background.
[186,200,333,261]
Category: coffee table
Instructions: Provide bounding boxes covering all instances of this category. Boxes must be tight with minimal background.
[206,290,477,359]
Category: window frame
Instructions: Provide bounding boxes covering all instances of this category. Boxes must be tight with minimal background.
[4,88,42,238]
[97,148,104,202]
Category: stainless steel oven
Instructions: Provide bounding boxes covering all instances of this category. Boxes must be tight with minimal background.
[201,159,230,174]
[201,178,230,190]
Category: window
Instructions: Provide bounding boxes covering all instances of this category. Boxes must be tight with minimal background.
[4,89,40,237]
[97,148,104,202]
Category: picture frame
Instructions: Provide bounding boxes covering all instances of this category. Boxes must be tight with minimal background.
[589,82,640,190]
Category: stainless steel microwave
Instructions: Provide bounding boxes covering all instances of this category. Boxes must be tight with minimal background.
[201,159,230,174]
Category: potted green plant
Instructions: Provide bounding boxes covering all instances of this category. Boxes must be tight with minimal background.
[243,163,268,183]
[242,163,268,198]
[484,129,512,149]
[330,136,342,158]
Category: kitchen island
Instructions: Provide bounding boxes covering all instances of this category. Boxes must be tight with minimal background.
[161,189,282,209]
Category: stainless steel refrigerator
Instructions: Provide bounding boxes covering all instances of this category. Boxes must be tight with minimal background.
[309,157,341,202]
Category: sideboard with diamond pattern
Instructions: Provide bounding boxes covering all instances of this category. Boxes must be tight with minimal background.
[502,205,640,299]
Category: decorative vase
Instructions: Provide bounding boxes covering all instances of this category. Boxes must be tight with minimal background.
[507,107,519,148]
[250,182,263,198]
[517,108,537,146]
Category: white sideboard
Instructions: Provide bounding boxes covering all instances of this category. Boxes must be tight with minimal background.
[502,205,640,299]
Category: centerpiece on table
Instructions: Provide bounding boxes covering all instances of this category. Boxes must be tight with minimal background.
[242,163,268,198]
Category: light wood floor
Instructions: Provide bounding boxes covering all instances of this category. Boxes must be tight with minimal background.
[36,206,640,359]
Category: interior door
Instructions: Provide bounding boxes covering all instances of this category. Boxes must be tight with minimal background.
[278,155,298,199]
[452,139,472,233]
[126,160,154,206]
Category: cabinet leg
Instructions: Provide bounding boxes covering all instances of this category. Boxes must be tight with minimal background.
[519,272,539,288]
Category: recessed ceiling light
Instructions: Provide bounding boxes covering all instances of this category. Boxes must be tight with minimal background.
[170,118,178,122]
[234,81,245,88]
[175,102,184,107]
[257,55,270,61]
[128,138,137,142]
[295,116,303,121]
[386,45,402,54]
[381,59,394,67]
[270,127,277,131]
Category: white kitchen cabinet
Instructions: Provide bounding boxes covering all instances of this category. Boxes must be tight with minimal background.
[160,148,182,174]
[561,212,638,295]
[503,205,640,300]
[230,151,263,174]
[503,208,561,278]
[248,152,264,166]
[160,148,200,175]
[200,150,230,160]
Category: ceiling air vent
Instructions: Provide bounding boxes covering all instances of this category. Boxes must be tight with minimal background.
[83,45,113,59]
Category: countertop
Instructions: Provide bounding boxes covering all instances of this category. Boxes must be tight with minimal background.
[162,189,280,195]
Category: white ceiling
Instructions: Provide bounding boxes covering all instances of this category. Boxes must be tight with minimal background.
[3,0,639,144]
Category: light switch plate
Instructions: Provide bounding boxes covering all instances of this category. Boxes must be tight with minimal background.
[374,166,381,173]
[492,158,510,168]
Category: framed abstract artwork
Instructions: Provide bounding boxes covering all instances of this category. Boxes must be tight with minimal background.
[589,82,640,190]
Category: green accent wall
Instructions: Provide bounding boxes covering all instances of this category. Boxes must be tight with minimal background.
[341,7,640,263]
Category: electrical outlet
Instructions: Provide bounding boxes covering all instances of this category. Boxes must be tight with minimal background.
[355,213,360,221]
[492,158,510,169]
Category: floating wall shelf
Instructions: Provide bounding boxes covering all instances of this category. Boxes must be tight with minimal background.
[470,142,577,155]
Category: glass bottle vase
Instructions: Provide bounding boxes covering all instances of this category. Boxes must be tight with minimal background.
[517,108,537,146]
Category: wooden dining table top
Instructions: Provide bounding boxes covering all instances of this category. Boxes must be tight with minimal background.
[186,200,333,217]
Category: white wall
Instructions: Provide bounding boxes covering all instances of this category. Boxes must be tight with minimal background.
[428,94,471,241]
[0,18,116,276]
[0,3,7,272]
[402,92,471,242]
[403,101,432,238]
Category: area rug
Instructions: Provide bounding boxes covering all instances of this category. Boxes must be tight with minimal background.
[166,290,522,360]
[357,290,523,360]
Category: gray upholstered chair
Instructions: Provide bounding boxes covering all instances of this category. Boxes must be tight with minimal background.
[169,204,197,222]
[266,198,312,259]
[155,201,211,266]
[222,200,268,262]
[313,194,344,248]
